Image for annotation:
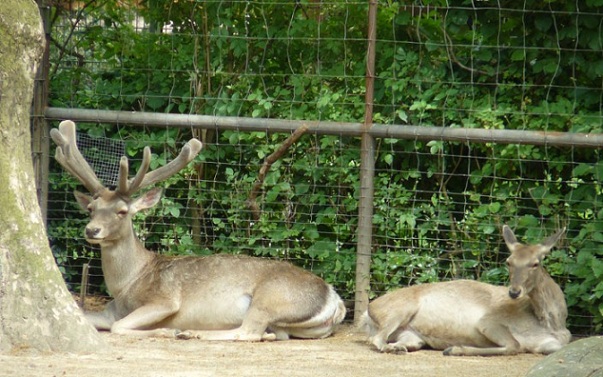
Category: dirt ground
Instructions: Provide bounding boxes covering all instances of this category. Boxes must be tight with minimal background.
[0,323,545,377]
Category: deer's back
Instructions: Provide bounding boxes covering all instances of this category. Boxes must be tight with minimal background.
[369,280,509,317]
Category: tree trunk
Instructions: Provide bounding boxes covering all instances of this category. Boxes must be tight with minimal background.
[0,0,104,353]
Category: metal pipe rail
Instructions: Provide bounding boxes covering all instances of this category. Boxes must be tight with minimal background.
[45,107,603,148]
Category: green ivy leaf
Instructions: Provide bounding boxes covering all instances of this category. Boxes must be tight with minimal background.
[488,202,501,214]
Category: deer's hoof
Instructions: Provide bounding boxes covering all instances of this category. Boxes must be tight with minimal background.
[176,330,198,340]
[381,344,408,354]
[161,328,180,338]
[261,332,277,341]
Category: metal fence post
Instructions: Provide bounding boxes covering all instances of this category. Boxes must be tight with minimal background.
[354,0,378,322]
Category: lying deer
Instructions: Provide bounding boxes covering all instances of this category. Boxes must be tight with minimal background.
[361,225,571,356]
[51,120,346,340]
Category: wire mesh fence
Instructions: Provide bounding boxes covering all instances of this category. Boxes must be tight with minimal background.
[39,0,603,336]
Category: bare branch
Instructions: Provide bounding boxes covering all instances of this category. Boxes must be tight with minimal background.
[247,124,309,221]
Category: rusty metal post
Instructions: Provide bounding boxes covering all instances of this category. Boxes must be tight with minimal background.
[354,0,378,322]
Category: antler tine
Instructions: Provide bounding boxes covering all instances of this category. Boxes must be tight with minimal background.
[135,138,203,191]
[50,120,105,194]
[117,147,151,195]
[117,156,130,194]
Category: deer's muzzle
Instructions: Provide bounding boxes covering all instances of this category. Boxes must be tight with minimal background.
[508,287,522,299]
[85,226,102,239]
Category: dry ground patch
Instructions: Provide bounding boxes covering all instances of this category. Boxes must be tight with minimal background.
[0,324,544,377]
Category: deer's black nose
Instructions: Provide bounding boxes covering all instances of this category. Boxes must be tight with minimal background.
[508,288,521,299]
[85,227,101,239]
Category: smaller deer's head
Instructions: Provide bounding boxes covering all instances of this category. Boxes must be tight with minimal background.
[51,120,202,246]
[503,225,565,300]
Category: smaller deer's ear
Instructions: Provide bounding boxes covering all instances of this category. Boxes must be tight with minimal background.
[537,227,565,257]
[502,225,519,251]
[131,187,163,213]
[541,227,565,250]
[74,190,93,212]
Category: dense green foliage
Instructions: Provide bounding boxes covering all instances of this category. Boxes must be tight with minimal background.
[46,0,602,333]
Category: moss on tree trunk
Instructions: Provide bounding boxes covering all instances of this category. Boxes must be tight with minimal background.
[0,0,104,353]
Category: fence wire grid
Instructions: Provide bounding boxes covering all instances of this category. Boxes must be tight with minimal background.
[37,0,603,336]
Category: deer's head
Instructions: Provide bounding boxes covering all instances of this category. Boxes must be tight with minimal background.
[51,120,202,246]
[503,225,565,300]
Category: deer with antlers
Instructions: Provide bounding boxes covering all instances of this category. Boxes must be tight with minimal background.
[51,120,346,340]
[361,225,571,356]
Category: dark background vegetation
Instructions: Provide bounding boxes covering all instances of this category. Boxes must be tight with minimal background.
[44,0,602,335]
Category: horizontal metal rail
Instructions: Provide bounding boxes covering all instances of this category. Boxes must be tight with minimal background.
[45,107,603,148]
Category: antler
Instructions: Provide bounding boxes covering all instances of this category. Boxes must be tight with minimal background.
[116,136,203,196]
[50,120,105,194]
[51,120,203,196]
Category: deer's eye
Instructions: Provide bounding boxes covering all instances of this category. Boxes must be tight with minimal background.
[117,209,128,217]
[531,262,540,268]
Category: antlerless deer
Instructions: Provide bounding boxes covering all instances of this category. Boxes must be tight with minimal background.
[361,225,571,356]
[51,120,346,341]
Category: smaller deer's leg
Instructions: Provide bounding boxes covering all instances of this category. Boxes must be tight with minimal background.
[110,303,180,338]
[371,322,410,354]
[444,321,521,356]
[389,330,426,353]
[534,338,564,355]
[367,306,422,354]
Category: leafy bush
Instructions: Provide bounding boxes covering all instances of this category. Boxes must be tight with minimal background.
[46,0,603,334]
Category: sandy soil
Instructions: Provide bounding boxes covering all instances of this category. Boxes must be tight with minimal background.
[0,324,544,377]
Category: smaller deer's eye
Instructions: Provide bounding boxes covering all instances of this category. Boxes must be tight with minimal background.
[531,262,540,268]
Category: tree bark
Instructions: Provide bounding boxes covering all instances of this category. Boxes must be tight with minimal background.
[0,0,104,353]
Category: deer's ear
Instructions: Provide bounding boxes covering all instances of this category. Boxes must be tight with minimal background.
[74,191,93,212]
[502,225,519,251]
[541,227,565,250]
[131,187,163,213]
[536,227,565,258]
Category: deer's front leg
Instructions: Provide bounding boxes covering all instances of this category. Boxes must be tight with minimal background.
[85,300,118,330]
[111,302,180,338]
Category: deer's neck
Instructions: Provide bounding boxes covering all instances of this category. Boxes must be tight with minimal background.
[529,268,568,331]
[99,230,155,298]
